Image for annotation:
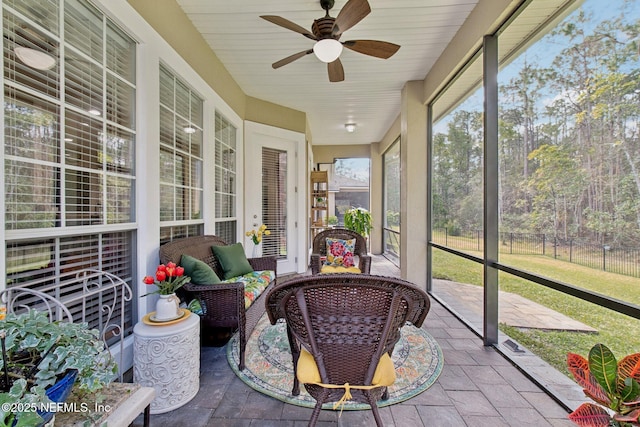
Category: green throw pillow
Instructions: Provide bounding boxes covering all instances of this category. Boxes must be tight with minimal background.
[211,243,254,280]
[180,254,221,284]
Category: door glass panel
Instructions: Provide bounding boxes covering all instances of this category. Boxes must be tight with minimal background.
[262,147,286,258]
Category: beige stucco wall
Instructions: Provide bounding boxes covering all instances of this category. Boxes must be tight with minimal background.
[310,145,371,165]
[245,97,306,134]
[400,81,427,287]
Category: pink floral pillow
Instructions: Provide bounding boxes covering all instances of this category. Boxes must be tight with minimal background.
[325,237,356,268]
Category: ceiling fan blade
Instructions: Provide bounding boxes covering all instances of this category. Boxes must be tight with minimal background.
[260,15,317,40]
[328,59,344,82]
[332,0,371,37]
[343,40,400,59]
[272,49,313,69]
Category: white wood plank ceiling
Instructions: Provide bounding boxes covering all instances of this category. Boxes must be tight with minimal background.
[174,0,570,146]
[173,0,478,145]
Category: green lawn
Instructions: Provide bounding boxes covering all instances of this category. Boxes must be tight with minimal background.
[432,249,640,377]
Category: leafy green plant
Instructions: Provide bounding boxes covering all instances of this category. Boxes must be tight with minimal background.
[0,310,117,426]
[567,343,640,427]
[344,207,372,237]
[327,215,338,226]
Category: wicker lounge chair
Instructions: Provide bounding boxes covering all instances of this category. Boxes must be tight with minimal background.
[310,228,371,274]
[265,274,430,426]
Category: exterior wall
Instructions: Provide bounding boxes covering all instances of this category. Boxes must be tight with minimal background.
[245,96,306,135]
[311,145,371,165]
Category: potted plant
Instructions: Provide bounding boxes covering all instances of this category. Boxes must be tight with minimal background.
[0,310,117,426]
[344,207,373,238]
[142,262,191,321]
[566,343,640,427]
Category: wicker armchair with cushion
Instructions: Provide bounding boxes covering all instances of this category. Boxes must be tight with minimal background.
[159,235,276,370]
[265,274,430,426]
[310,228,371,274]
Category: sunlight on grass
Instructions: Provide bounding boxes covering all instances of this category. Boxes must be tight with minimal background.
[432,248,640,378]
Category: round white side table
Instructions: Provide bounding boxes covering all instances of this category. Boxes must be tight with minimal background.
[133,312,200,414]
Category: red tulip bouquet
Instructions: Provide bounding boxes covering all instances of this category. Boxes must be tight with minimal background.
[142,262,190,296]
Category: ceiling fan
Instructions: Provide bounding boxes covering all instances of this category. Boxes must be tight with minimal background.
[261,0,400,82]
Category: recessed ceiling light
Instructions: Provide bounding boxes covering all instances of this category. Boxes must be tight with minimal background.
[345,123,356,133]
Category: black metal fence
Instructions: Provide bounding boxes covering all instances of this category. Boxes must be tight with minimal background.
[432,228,640,278]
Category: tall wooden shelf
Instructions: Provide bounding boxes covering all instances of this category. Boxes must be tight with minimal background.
[310,171,328,238]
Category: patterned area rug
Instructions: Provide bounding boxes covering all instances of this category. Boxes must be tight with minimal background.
[227,314,444,410]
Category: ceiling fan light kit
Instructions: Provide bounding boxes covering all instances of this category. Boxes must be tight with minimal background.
[260,0,400,82]
[313,39,343,63]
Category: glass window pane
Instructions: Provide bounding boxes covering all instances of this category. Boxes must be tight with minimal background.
[106,22,135,83]
[65,110,101,169]
[175,186,185,221]
[5,160,59,230]
[106,176,132,223]
[106,74,135,128]
[4,0,58,33]
[3,12,60,98]
[159,107,173,145]
[160,184,174,222]
[104,125,134,175]
[64,50,103,113]
[158,66,204,231]
[159,67,174,108]
[191,189,202,220]
[160,147,174,184]
[5,88,59,162]
[64,0,102,63]
[64,169,102,226]
[215,221,236,244]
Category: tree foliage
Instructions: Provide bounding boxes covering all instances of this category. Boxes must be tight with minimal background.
[433,0,640,246]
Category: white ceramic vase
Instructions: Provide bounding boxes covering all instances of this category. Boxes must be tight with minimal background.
[155,293,180,321]
[252,244,260,258]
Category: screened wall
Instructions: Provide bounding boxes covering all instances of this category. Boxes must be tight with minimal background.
[428,0,640,407]
[383,138,400,266]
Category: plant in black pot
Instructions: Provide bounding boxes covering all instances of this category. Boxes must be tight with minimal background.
[0,310,117,426]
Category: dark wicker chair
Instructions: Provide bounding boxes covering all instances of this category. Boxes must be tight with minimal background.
[265,274,430,426]
[159,235,277,370]
[309,228,371,274]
